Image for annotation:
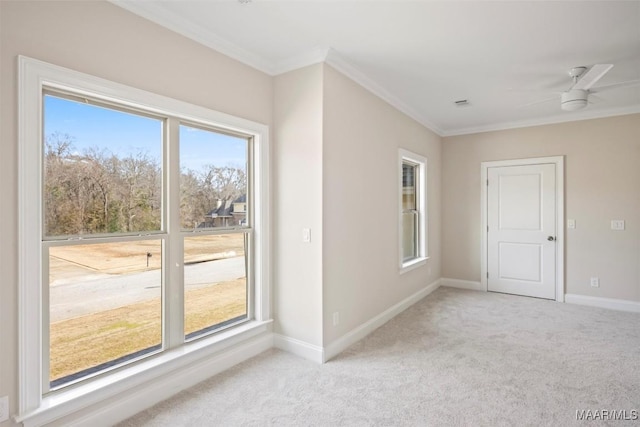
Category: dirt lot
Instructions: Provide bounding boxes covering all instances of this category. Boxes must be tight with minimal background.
[49,234,245,280]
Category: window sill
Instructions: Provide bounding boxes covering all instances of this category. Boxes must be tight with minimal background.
[400,257,429,275]
[16,319,273,427]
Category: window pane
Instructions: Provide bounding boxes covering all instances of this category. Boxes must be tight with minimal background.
[184,234,248,339]
[49,240,162,388]
[179,124,248,230]
[402,212,418,261]
[402,163,416,211]
[43,94,163,237]
[402,159,420,263]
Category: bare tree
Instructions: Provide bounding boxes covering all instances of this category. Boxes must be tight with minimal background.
[44,132,245,235]
[178,165,246,229]
[180,169,203,229]
[44,133,78,235]
[117,152,161,232]
[210,166,246,202]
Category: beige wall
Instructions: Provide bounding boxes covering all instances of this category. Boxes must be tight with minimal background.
[322,65,442,344]
[442,114,640,301]
[0,1,272,424]
[272,63,443,348]
[273,64,324,346]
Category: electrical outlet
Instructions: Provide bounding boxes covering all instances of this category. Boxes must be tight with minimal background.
[611,220,625,231]
[590,277,600,288]
[332,311,339,326]
[0,395,8,423]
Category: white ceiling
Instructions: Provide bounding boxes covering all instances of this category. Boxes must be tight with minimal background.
[114,1,640,136]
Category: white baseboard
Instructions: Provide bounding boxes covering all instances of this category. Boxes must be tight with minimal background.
[66,333,274,427]
[441,278,484,291]
[565,294,640,313]
[273,334,324,364]
[323,278,442,362]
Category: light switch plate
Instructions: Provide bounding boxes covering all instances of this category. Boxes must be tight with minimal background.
[611,220,625,231]
[302,228,311,243]
[567,219,576,229]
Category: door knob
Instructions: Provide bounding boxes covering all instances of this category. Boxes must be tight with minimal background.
[547,236,556,241]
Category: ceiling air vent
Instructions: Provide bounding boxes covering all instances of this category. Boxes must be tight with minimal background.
[454,100,470,107]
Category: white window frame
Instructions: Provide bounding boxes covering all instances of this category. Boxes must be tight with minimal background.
[17,56,271,425]
[398,149,428,273]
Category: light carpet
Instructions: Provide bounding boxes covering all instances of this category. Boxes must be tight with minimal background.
[118,287,640,426]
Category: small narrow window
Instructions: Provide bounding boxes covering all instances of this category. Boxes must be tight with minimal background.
[399,149,427,270]
[402,162,418,261]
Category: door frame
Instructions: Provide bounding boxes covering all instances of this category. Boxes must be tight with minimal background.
[480,156,565,302]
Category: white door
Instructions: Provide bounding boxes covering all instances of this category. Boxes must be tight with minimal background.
[487,163,556,299]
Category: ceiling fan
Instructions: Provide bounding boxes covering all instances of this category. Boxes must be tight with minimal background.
[525,64,640,111]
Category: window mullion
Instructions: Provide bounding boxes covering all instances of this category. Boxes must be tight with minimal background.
[165,117,184,349]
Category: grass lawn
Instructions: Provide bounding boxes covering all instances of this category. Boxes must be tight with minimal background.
[49,235,248,384]
[50,279,246,383]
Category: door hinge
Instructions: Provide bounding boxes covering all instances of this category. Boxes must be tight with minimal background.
[487,225,489,232]
[486,179,489,186]
[487,272,489,279]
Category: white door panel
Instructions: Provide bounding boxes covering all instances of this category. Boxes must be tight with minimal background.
[498,242,542,282]
[498,173,541,230]
[488,164,556,299]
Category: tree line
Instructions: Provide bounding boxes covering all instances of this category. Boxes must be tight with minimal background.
[44,132,246,236]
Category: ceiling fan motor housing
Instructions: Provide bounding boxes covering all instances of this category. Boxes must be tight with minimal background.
[561,89,588,111]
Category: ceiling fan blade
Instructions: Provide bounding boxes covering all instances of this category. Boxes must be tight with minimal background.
[519,96,557,107]
[572,64,613,90]
[590,79,640,93]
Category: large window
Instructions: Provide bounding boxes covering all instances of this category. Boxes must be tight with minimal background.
[19,57,270,421]
[399,149,427,271]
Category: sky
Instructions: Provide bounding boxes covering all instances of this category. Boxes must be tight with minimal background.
[44,94,247,173]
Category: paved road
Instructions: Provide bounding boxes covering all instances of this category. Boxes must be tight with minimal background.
[50,257,245,322]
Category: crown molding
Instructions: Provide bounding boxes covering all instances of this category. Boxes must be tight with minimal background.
[111,0,445,135]
[110,1,639,139]
[442,104,640,137]
[324,49,445,136]
[271,47,332,76]
[111,0,276,74]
